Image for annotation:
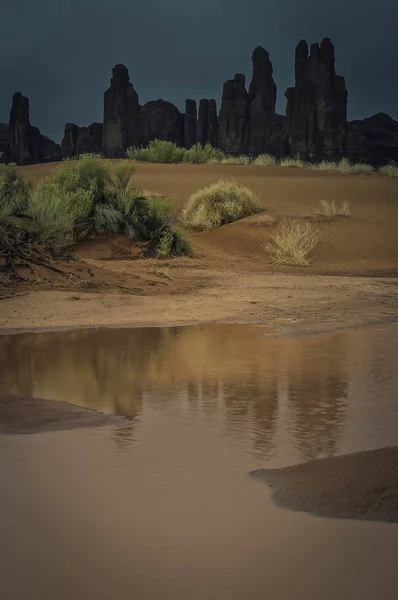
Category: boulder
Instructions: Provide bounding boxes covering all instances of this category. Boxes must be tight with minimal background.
[140,99,184,146]
[102,64,141,158]
[184,99,197,148]
[218,74,249,154]
[61,122,103,158]
[3,92,60,165]
[284,38,348,160]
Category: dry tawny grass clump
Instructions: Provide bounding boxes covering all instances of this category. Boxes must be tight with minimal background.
[317,199,351,218]
[180,179,262,231]
[252,154,277,166]
[264,218,321,267]
[378,164,398,177]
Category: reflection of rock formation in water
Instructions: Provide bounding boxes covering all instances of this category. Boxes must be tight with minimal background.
[0,324,350,460]
[285,333,348,460]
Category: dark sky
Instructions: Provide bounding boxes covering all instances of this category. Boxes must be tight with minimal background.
[1,0,397,143]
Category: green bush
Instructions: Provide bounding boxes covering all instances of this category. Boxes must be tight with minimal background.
[184,143,225,164]
[378,163,398,177]
[0,163,32,222]
[127,140,186,163]
[312,158,374,174]
[7,154,191,257]
[181,179,262,231]
[27,181,92,248]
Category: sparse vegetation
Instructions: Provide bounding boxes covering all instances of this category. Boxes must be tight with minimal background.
[0,154,191,281]
[252,154,277,166]
[181,179,261,231]
[127,140,186,163]
[379,163,398,177]
[317,199,351,218]
[0,163,31,223]
[280,155,307,169]
[219,155,251,165]
[184,143,225,164]
[313,158,374,174]
[264,218,321,267]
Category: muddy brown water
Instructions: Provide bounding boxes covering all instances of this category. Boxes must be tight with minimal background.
[1,323,398,599]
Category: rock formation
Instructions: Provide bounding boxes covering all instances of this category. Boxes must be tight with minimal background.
[140,99,184,146]
[246,46,280,154]
[347,113,398,166]
[196,99,219,147]
[61,122,103,158]
[0,123,8,155]
[102,64,141,158]
[218,74,249,153]
[184,99,197,148]
[284,38,348,160]
[3,92,60,165]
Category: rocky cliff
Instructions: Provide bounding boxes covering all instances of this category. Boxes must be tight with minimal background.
[61,122,103,159]
[3,92,60,165]
[102,64,141,158]
[2,41,397,165]
[284,38,348,161]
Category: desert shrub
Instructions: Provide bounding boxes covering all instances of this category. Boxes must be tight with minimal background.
[312,158,374,174]
[379,163,398,177]
[0,163,32,222]
[264,218,321,266]
[252,154,277,166]
[127,140,186,163]
[219,155,250,165]
[317,199,351,218]
[184,143,225,164]
[27,181,92,248]
[22,155,190,257]
[50,153,112,203]
[113,160,136,191]
[181,179,261,231]
[280,155,307,168]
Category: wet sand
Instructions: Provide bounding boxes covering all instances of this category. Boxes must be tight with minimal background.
[0,394,127,434]
[252,445,398,523]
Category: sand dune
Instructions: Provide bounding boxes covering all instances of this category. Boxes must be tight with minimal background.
[19,162,398,275]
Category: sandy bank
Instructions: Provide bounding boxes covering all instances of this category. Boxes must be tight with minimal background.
[251,446,398,523]
[0,394,128,434]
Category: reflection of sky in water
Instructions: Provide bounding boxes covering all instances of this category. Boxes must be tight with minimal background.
[1,322,398,467]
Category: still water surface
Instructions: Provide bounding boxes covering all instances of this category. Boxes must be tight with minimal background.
[1,323,398,599]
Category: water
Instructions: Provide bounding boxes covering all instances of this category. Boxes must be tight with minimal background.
[1,323,398,599]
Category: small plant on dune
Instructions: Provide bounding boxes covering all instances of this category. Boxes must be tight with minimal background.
[181,179,261,231]
[264,218,321,267]
[312,158,374,174]
[317,199,351,218]
[126,140,186,163]
[280,155,307,168]
[0,163,32,222]
[252,153,277,166]
[379,163,398,177]
[219,155,250,165]
[184,143,225,164]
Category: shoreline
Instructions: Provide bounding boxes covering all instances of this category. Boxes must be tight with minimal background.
[1,271,398,337]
